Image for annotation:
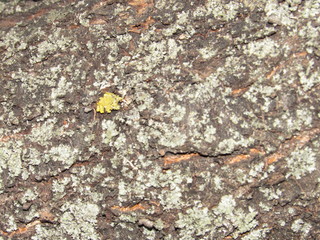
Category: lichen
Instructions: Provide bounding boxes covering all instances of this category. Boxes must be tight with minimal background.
[47,144,79,168]
[244,38,280,59]
[175,204,213,239]
[286,146,316,179]
[101,119,120,144]
[96,92,123,114]
[291,219,312,237]
[59,200,100,240]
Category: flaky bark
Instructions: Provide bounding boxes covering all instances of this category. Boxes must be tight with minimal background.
[1,0,320,239]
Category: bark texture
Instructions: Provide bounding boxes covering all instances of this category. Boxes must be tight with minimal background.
[0,0,320,239]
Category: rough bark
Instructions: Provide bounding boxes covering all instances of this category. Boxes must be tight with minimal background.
[0,0,320,239]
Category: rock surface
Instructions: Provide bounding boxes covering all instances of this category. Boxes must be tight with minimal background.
[0,0,320,239]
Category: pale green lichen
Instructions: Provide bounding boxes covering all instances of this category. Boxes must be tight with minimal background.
[51,76,73,111]
[298,21,320,56]
[215,195,236,215]
[231,208,258,238]
[60,200,100,240]
[286,146,316,179]
[154,219,165,230]
[259,202,272,212]
[143,121,187,148]
[265,0,295,26]
[213,176,223,190]
[101,119,120,144]
[291,219,312,237]
[0,145,22,177]
[154,101,186,123]
[23,148,42,166]
[198,46,218,59]
[176,195,258,239]
[30,28,78,64]
[301,0,320,19]
[204,125,217,143]
[47,144,79,167]
[20,188,38,204]
[113,133,127,150]
[259,187,282,201]
[52,177,71,200]
[207,0,242,21]
[117,168,192,210]
[3,215,18,232]
[27,119,56,145]
[176,204,214,239]
[1,0,319,239]
[244,38,280,59]
[214,195,258,238]
[298,68,320,92]
[142,228,157,240]
[46,8,69,23]
[135,91,154,112]
[241,228,270,240]
[32,225,65,240]
[217,131,254,155]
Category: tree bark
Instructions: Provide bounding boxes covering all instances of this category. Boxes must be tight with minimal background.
[0,0,320,239]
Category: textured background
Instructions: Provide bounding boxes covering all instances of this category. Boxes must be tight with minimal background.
[0,0,320,239]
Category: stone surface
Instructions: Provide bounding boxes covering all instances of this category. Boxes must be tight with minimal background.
[0,0,320,239]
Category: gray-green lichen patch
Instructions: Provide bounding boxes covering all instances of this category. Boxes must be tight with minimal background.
[291,219,312,237]
[59,200,100,239]
[32,200,100,240]
[0,142,23,193]
[117,167,193,210]
[264,0,296,26]
[176,195,258,239]
[47,144,79,168]
[101,119,119,145]
[175,204,214,239]
[244,38,281,59]
[285,146,317,179]
[52,177,71,200]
